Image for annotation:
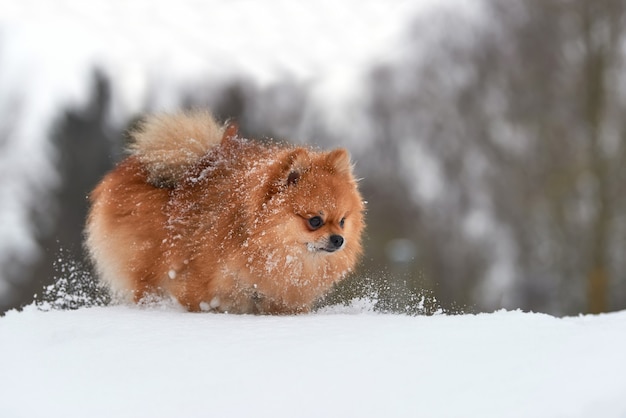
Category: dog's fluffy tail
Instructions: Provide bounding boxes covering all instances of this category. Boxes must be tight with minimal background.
[128,110,226,187]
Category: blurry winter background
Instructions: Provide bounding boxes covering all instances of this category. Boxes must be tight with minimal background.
[1,0,626,316]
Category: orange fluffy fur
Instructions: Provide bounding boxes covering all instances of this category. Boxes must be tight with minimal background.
[85,111,365,314]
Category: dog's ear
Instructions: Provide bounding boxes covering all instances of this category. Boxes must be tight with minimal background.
[264,148,310,200]
[284,148,310,187]
[326,148,352,175]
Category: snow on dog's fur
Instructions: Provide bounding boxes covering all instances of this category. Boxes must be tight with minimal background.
[85,110,365,314]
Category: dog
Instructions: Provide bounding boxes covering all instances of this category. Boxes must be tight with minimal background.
[85,110,365,314]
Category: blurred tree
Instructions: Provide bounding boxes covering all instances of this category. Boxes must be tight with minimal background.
[366,0,626,314]
[477,0,626,314]
[28,74,123,308]
[576,0,625,313]
[336,59,490,313]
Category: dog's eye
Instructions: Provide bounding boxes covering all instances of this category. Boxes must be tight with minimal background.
[339,217,346,229]
[308,216,323,230]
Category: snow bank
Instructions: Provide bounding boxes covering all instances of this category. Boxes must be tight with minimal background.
[1,306,625,418]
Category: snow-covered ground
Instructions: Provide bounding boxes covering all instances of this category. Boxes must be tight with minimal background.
[2,304,625,418]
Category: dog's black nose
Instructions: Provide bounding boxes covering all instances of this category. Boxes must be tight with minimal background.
[329,234,344,249]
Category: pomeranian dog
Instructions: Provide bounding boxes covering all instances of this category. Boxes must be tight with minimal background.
[85,110,365,314]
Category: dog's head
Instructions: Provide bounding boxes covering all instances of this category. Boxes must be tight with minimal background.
[261,147,365,273]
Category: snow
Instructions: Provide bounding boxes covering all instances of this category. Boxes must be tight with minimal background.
[1,304,626,418]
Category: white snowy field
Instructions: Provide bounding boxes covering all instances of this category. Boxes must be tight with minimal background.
[1,304,625,418]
